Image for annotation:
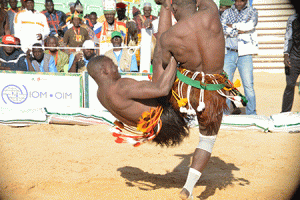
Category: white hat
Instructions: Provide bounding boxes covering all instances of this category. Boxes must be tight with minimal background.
[143,2,152,8]
[82,40,95,49]
[103,0,116,12]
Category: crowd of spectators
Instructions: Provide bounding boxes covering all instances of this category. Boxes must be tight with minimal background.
[0,0,158,73]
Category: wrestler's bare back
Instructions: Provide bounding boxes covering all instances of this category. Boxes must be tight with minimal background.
[161,2,225,74]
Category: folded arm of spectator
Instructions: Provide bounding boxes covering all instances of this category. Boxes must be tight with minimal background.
[232,20,256,32]
[232,11,258,32]
[220,13,238,37]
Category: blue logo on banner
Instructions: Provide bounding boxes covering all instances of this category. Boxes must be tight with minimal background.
[1,85,28,104]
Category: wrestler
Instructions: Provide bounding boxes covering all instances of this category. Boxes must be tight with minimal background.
[87,55,189,147]
[153,0,244,199]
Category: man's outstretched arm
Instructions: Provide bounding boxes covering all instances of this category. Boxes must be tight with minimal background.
[119,57,177,100]
[160,30,173,69]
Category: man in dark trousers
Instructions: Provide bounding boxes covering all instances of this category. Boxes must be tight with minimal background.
[282,13,300,112]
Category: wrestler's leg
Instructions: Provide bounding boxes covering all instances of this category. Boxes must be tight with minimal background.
[152,0,172,82]
[180,113,222,199]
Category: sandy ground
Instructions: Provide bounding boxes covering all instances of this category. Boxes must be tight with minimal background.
[0,71,300,200]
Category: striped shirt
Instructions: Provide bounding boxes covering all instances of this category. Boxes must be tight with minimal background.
[220,4,258,52]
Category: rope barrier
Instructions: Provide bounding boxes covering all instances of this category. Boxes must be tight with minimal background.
[0,43,141,51]
[0,43,140,56]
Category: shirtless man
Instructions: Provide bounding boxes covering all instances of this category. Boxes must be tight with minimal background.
[87,55,189,147]
[0,4,10,36]
[89,0,237,199]
[153,0,230,199]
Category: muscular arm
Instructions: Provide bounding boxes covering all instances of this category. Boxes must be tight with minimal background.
[120,57,176,99]
[151,0,172,82]
[160,31,173,69]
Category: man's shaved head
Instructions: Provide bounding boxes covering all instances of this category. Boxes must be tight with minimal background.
[172,0,197,6]
[87,56,116,81]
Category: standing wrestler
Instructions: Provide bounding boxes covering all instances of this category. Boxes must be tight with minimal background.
[154,0,228,199]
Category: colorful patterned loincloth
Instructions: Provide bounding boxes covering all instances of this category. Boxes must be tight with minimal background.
[110,106,163,147]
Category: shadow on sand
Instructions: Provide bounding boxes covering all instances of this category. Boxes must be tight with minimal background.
[118,154,250,199]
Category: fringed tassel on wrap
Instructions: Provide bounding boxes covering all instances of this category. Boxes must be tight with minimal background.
[110,106,163,147]
[197,72,205,112]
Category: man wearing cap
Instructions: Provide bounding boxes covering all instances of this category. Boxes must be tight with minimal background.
[97,0,126,48]
[116,2,128,23]
[42,0,67,37]
[219,0,233,16]
[133,2,157,33]
[0,35,27,71]
[104,31,138,72]
[14,0,50,52]
[63,11,90,47]
[68,40,96,73]
[220,0,258,115]
[25,43,57,72]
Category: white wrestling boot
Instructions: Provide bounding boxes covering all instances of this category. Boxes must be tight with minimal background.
[180,168,201,200]
[179,188,193,200]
